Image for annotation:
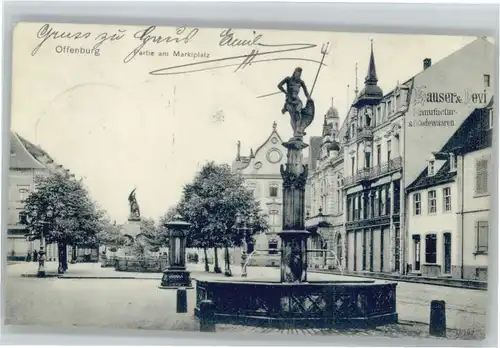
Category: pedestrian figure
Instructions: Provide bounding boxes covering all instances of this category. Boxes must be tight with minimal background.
[32,249,38,262]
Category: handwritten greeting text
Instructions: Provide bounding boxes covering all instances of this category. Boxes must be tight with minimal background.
[29,24,327,75]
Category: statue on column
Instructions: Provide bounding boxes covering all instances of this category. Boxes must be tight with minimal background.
[277,67,316,138]
[128,188,141,221]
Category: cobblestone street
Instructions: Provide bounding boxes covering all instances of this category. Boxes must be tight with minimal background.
[4,262,487,340]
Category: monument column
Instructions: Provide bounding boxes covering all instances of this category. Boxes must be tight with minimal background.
[279,139,310,283]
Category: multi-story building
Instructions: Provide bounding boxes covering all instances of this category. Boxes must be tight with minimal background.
[342,42,408,275]
[232,121,287,266]
[305,105,345,269]
[406,99,493,281]
[8,132,73,260]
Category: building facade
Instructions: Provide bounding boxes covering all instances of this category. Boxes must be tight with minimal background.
[302,37,494,277]
[232,122,287,266]
[8,132,70,260]
[7,132,96,262]
[342,43,408,275]
[305,105,345,269]
[406,100,493,281]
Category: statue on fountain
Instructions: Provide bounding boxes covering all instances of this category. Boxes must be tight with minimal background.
[128,188,141,221]
[277,67,316,139]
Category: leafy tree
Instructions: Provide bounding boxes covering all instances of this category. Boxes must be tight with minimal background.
[23,171,103,273]
[96,218,126,253]
[177,162,268,273]
[139,217,162,252]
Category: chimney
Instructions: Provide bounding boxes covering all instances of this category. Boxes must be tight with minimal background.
[423,58,432,70]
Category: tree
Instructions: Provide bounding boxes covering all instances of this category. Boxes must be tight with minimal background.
[139,217,162,252]
[23,172,102,273]
[96,218,126,253]
[177,162,268,273]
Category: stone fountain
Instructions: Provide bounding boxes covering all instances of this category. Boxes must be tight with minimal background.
[194,68,398,329]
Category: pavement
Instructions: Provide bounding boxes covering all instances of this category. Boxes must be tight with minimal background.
[4,262,487,340]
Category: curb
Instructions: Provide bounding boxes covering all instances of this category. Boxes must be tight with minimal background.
[309,269,487,291]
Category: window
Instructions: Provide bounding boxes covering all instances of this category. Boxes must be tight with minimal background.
[269,186,278,197]
[365,152,371,168]
[428,190,437,214]
[351,157,355,175]
[413,193,421,215]
[18,186,30,202]
[443,187,452,212]
[428,160,435,176]
[388,101,392,116]
[268,239,278,255]
[425,234,437,263]
[488,109,493,129]
[18,211,27,225]
[475,221,488,253]
[449,154,457,172]
[351,124,355,138]
[376,145,381,165]
[387,140,392,161]
[484,74,490,88]
[475,158,489,195]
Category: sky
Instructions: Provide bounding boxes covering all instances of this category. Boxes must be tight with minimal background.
[10,22,478,222]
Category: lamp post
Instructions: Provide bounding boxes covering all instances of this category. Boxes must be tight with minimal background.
[235,213,253,278]
[160,214,192,289]
[26,205,53,278]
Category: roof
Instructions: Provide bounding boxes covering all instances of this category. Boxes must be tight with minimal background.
[406,101,493,192]
[9,132,46,169]
[354,41,383,107]
[233,122,284,171]
[10,131,73,176]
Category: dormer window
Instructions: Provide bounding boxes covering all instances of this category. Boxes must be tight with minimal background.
[449,154,457,172]
[428,160,435,176]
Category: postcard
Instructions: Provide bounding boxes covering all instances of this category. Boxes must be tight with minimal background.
[5,22,494,341]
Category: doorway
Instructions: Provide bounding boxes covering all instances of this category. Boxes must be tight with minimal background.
[443,232,451,275]
[412,235,421,271]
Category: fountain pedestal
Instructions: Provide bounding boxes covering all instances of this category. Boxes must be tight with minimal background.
[160,216,192,289]
[193,76,398,329]
[279,138,310,283]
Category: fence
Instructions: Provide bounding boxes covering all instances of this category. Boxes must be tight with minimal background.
[111,256,169,272]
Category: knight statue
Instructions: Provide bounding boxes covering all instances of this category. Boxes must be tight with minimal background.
[128,188,141,221]
[277,67,316,138]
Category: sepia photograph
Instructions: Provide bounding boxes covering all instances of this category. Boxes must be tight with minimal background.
[4,22,495,341]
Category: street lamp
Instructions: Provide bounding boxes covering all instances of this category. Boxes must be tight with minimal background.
[26,205,53,278]
[235,214,253,278]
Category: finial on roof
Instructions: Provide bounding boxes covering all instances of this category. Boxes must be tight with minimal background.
[365,39,378,85]
[272,121,277,130]
[331,97,333,107]
[236,140,241,161]
[354,63,359,96]
[250,148,254,158]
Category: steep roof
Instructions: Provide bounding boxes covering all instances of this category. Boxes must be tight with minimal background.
[233,122,284,172]
[406,101,493,192]
[10,131,73,176]
[9,132,46,169]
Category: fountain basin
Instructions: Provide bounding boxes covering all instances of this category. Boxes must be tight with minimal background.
[194,278,398,329]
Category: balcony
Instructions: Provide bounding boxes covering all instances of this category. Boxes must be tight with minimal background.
[344,156,403,188]
[305,213,341,229]
[357,127,374,141]
[345,215,391,230]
